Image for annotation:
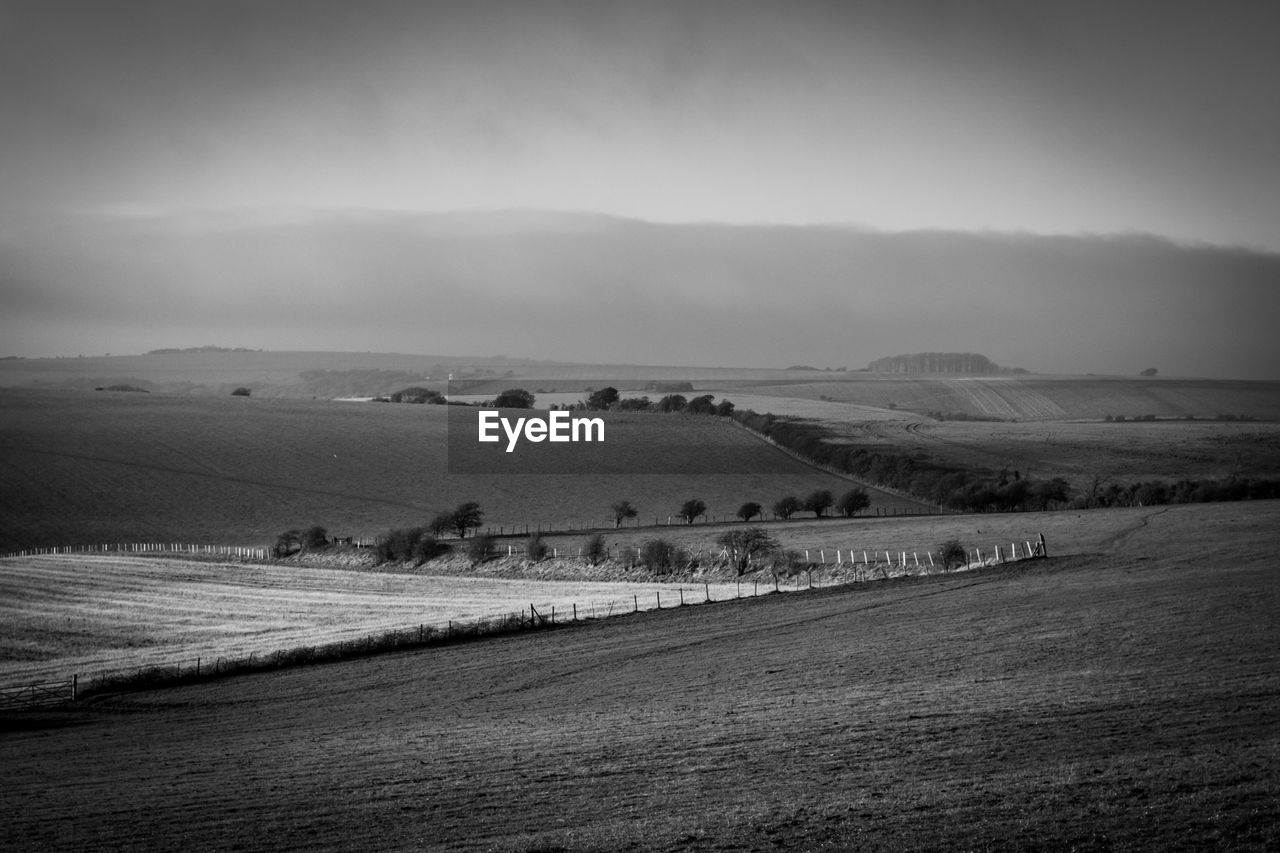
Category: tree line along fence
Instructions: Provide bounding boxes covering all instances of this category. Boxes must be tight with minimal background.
[0,534,1047,709]
[488,533,1046,570]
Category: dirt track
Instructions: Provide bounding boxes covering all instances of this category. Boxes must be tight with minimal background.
[3,504,1278,851]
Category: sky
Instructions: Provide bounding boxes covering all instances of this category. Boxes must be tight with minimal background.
[2,0,1279,376]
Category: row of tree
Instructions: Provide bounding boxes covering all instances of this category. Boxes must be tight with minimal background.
[608,488,871,528]
[1077,476,1280,508]
[731,409,1075,514]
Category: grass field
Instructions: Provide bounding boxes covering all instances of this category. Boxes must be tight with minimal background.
[813,415,1280,493]
[0,554,750,685]
[1,501,1259,688]
[0,388,926,551]
[2,500,1276,851]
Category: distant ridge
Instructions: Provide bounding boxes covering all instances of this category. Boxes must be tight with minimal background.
[867,352,1027,375]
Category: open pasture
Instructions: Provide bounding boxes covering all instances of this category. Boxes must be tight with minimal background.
[0,553,747,685]
[3,501,1276,851]
[0,387,924,551]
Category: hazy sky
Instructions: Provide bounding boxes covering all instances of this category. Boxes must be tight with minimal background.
[2,1,1278,375]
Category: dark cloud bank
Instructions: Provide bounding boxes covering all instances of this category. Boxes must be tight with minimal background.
[3,210,1278,379]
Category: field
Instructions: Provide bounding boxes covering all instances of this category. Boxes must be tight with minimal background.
[0,554,754,685]
[3,501,1277,851]
[810,415,1280,494]
[4,355,1280,850]
[0,505,1098,687]
[717,374,1280,421]
[0,387,926,552]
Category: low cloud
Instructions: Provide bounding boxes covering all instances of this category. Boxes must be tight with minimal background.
[2,210,1277,378]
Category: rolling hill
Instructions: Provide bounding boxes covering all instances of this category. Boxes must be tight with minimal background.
[0,388,922,551]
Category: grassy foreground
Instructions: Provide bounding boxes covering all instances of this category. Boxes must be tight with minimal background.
[2,501,1277,851]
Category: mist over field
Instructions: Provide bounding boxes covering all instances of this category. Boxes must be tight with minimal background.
[4,210,1279,379]
[3,1,1279,378]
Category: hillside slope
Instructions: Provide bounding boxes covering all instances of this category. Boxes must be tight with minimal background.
[3,504,1276,851]
[0,389,922,551]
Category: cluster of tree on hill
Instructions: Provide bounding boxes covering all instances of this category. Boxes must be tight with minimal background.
[571,388,735,416]
[464,385,741,417]
[867,352,1027,375]
[146,346,260,354]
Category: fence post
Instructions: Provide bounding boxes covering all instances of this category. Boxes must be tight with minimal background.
[72,674,78,702]
[705,583,711,603]
[1038,533,1047,557]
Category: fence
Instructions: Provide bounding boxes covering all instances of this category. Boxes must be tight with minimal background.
[0,535,1045,707]
[1,542,271,560]
[0,678,77,710]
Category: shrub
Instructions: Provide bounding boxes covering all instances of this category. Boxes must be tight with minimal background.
[585,387,619,410]
[273,529,302,558]
[656,394,687,413]
[736,501,763,522]
[376,527,425,563]
[769,549,806,577]
[428,511,455,538]
[583,533,607,566]
[938,539,967,571]
[231,387,252,397]
[411,532,448,563]
[390,387,445,404]
[640,539,686,575]
[526,532,548,562]
[492,388,535,408]
[466,535,495,567]
[300,525,328,551]
[716,527,778,575]
[685,394,717,415]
